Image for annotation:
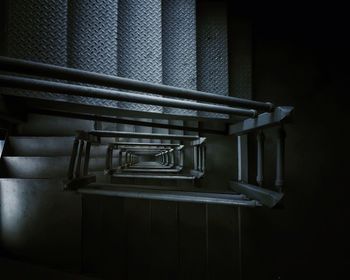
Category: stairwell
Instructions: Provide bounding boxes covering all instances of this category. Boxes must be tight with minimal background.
[0,0,293,279]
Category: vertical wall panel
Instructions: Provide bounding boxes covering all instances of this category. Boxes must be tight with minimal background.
[82,195,126,278]
[178,203,207,280]
[150,200,178,280]
[124,198,152,279]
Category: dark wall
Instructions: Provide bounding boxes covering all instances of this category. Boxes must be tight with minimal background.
[228,1,349,279]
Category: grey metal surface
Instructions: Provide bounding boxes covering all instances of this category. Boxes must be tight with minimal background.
[6,0,68,101]
[90,130,199,141]
[7,0,67,65]
[197,1,229,118]
[67,0,119,108]
[229,106,294,135]
[117,0,162,130]
[79,183,259,206]
[162,0,197,117]
[0,178,81,267]
[8,136,74,156]
[112,174,195,180]
[230,181,282,208]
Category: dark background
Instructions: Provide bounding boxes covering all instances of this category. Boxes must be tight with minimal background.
[229,0,349,278]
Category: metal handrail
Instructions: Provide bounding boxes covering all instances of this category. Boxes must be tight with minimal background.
[0,56,273,111]
[0,74,256,117]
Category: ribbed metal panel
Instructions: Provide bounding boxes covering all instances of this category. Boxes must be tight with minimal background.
[197,1,229,118]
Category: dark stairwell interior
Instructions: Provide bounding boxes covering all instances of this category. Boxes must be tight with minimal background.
[0,0,348,279]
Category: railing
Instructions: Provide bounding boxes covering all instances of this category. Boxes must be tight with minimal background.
[0,56,294,208]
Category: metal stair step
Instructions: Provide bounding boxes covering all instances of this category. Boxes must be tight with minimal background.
[0,178,81,266]
[2,156,108,179]
[17,114,94,136]
[112,173,195,180]
[7,136,109,157]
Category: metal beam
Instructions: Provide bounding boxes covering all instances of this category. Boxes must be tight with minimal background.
[89,130,199,141]
[78,183,260,206]
[230,181,283,208]
[229,106,294,135]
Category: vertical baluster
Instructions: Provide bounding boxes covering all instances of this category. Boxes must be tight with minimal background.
[237,135,248,182]
[67,137,79,180]
[75,140,85,178]
[201,145,206,172]
[83,141,91,176]
[275,127,286,191]
[256,131,265,186]
[193,146,198,171]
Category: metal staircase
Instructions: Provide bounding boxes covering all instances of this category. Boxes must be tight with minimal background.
[0,0,294,278]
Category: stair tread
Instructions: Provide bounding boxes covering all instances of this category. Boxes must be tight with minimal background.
[7,137,109,156]
[2,157,107,179]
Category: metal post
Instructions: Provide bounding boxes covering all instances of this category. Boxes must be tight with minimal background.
[67,138,79,180]
[75,140,85,178]
[201,145,206,172]
[83,142,91,176]
[256,131,264,186]
[194,146,198,170]
[237,135,248,182]
[119,149,123,168]
[275,127,285,191]
[198,146,202,172]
